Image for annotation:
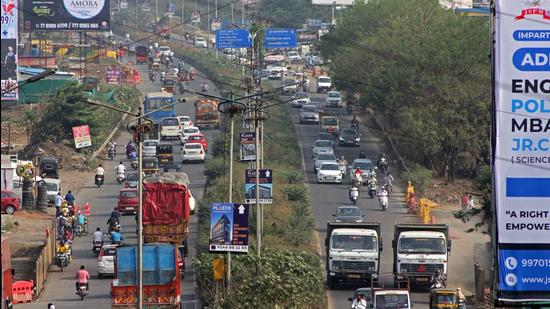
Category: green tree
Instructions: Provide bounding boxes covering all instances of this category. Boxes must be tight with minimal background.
[258,0,331,28]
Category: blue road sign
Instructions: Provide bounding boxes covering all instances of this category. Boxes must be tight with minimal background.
[216,29,252,49]
[209,203,250,253]
[264,28,297,49]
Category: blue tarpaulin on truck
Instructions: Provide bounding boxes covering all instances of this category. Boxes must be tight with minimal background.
[116,244,176,286]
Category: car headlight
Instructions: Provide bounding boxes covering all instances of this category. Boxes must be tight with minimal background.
[355,138,360,141]
[339,137,344,141]
[332,261,340,270]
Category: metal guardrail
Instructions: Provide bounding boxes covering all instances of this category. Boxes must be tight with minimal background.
[34,220,56,297]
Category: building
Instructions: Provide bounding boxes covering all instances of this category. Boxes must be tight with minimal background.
[211,214,231,244]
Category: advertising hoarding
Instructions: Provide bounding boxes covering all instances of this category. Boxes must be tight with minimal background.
[72,125,92,148]
[209,203,249,253]
[494,0,550,302]
[244,169,273,204]
[1,0,18,101]
[23,0,111,31]
[240,132,256,161]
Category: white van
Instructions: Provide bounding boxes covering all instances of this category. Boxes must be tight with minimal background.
[41,178,61,205]
[160,117,181,140]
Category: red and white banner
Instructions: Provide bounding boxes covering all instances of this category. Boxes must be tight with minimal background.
[72,125,92,149]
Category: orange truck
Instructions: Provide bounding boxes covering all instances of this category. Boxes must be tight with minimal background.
[194,99,221,129]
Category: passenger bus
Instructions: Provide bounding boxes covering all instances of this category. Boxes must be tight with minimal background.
[143,92,177,122]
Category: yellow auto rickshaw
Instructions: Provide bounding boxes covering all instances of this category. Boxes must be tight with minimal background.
[157,144,173,165]
[430,289,458,309]
[142,157,159,175]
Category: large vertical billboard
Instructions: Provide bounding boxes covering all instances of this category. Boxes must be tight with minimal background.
[1,0,18,101]
[494,0,550,303]
[23,0,111,31]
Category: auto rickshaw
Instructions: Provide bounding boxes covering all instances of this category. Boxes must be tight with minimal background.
[157,144,173,165]
[40,156,61,179]
[163,76,176,93]
[142,157,159,175]
[430,289,458,309]
[151,58,162,71]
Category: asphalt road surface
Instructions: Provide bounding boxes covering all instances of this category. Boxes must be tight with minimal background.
[20,59,219,309]
[276,82,432,309]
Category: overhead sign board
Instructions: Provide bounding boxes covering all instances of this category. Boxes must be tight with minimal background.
[239,132,256,161]
[264,28,297,49]
[23,0,111,31]
[72,125,92,149]
[209,203,249,253]
[216,29,252,49]
[1,0,18,101]
[494,0,550,302]
[245,169,273,204]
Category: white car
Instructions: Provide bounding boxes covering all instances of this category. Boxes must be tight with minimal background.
[317,76,332,93]
[314,152,337,172]
[142,139,159,157]
[195,37,207,48]
[287,51,302,62]
[326,91,342,107]
[180,126,201,145]
[182,143,206,162]
[291,91,311,108]
[283,78,297,94]
[317,162,343,184]
[160,117,180,140]
[177,116,193,132]
[97,244,117,278]
[312,139,335,158]
[267,66,287,79]
[158,46,174,57]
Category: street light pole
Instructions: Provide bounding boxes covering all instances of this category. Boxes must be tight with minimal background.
[136,107,143,309]
[181,0,185,47]
[226,92,235,294]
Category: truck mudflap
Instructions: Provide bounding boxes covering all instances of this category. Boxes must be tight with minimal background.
[111,285,181,308]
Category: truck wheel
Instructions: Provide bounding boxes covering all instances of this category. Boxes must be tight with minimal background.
[327,277,337,290]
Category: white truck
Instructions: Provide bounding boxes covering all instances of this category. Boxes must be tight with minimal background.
[392,224,451,287]
[325,222,382,289]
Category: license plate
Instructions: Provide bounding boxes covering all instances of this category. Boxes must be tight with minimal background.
[416,277,428,282]
[347,274,361,279]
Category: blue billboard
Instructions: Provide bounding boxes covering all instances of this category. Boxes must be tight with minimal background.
[209,203,249,253]
[498,249,550,292]
[216,29,252,49]
[264,28,297,49]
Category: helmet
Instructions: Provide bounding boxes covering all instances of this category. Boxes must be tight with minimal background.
[120,161,123,164]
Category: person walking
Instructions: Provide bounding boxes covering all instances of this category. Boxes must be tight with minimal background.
[54,191,63,217]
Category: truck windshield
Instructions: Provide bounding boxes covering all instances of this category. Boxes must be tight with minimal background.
[331,235,377,251]
[375,294,409,309]
[398,237,446,254]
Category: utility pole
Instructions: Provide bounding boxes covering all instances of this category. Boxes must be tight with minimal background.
[181,0,184,47]
[226,92,235,294]
[155,0,159,26]
[136,107,144,309]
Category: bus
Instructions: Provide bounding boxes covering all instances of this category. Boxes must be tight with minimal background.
[143,92,177,122]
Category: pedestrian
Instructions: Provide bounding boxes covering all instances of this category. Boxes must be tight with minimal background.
[65,190,75,206]
[466,195,475,212]
[461,193,468,211]
[54,191,63,217]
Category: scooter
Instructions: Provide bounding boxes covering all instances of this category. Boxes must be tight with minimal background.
[92,240,103,256]
[338,162,347,176]
[378,158,388,173]
[95,175,104,188]
[108,148,115,160]
[379,195,389,211]
[56,251,70,271]
[76,283,88,301]
[349,186,359,205]
[384,182,393,195]
[116,172,125,184]
[368,182,378,199]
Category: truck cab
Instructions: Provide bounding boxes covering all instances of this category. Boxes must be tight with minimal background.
[325,222,382,289]
[392,224,451,287]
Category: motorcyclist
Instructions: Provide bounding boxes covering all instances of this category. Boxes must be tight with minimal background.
[56,240,72,262]
[378,187,389,209]
[351,293,368,309]
[456,288,466,308]
[351,116,359,129]
[95,164,105,184]
[116,161,126,179]
[75,265,90,292]
[338,156,348,166]
[126,141,134,157]
[110,230,124,245]
[377,151,386,165]
[201,82,209,94]
[110,207,121,221]
[384,172,395,187]
[92,227,103,247]
[76,211,86,236]
[65,190,75,207]
[178,80,186,93]
[431,269,447,288]
[367,173,378,187]
[358,149,367,159]
[349,185,359,200]
[129,149,138,161]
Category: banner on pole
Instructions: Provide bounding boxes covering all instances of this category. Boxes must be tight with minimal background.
[244,169,273,204]
[239,132,256,161]
[209,203,249,253]
[1,0,18,101]
[72,125,92,149]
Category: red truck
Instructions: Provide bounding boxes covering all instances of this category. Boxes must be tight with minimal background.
[143,172,191,248]
[111,244,181,308]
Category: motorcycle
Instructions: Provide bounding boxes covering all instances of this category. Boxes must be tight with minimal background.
[56,252,69,271]
[378,157,388,173]
[368,180,378,199]
[178,83,185,95]
[351,122,359,132]
[108,148,115,160]
[76,283,88,301]
[95,175,104,188]
[108,219,121,233]
[349,186,359,205]
[116,172,126,184]
[92,240,103,256]
[149,72,156,82]
[131,160,138,170]
[346,105,353,115]
[379,195,389,211]
[352,174,363,188]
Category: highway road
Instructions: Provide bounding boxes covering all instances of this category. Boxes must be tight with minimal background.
[277,86,432,309]
[20,60,219,309]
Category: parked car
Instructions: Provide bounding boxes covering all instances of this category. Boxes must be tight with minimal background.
[291,91,311,108]
[316,76,332,93]
[97,244,118,278]
[312,140,335,159]
[299,104,321,124]
[326,91,342,107]
[333,206,364,223]
[317,162,343,184]
[159,46,174,57]
[339,129,361,147]
[1,189,20,215]
[180,127,201,145]
[177,116,193,132]
[287,51,302,62]
[117,188,138,215]
[43,178,61,205]
[160,117,181,140]
[182,143,206,162]
[314,152,337,172]
[142,139,159,157]
[195,37,207,48]
[187,134,208,152]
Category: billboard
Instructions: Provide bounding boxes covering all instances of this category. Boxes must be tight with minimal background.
[23,0,111,31]
[1,0,18,101]
[494,0,550,302]
[240,132,256,161]
[72,125,92,148]
[245,169,273,204]
[209,203,249,253]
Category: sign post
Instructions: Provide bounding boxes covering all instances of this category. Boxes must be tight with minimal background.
[263,28,297,49]
[239,132,256,161]
[493,0,550,303]
[215,29,252,49]
[72,125,92,149]
[209,203,249,253]
[245,169,272,204]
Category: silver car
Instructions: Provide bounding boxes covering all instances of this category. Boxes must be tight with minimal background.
[142,139,159,157]
[312,140,335,159]
[314,153,337,172]
[299,104,321,124]
[349,159,375,182]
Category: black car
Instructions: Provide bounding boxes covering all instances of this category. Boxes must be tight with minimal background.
[333,206,364,223]
[339,129,361,146]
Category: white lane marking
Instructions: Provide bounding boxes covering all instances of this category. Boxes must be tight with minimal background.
[298,142,308,182]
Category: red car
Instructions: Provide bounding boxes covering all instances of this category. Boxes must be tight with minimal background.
[117,188,138,215]
[187,134,208,152]
[1,189,21,215]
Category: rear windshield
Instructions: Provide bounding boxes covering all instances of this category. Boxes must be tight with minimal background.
[185,144,202,149]
[302,105,319,112]
[315,140,332,148]
[101,247,117,256]
[126,173,137,181]
[143,141,158,147]
[319,77,331,83]
[120,191,137,198]
[45,183,58,192]
[163,118,179,126]
[189,136,203,141]
[328,92,341,98]
[294,92,308,99]
[178,117,191,122]
[184,128,199,134]
[322,118,338,126]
